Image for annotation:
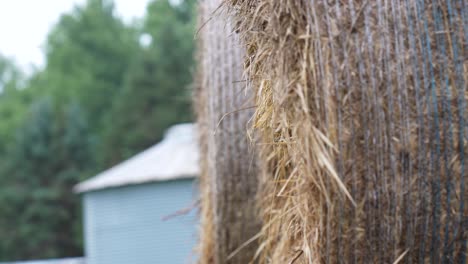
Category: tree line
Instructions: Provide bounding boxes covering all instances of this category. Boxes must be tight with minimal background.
[0,0,195,260]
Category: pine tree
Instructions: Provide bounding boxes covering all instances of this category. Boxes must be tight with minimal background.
[0,99,93,260]
[100,0,195,166]
[43,0,139,133]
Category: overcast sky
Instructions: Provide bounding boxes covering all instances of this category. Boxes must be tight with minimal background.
[0,0,149,72]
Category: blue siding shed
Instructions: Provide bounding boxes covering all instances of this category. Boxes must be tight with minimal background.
[83,180,197,264]
[75,124,199,264]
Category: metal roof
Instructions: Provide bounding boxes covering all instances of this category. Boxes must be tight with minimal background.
[74,123,199,193]
[0,258,85,264]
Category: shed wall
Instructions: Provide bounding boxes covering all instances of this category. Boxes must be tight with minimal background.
[83,179,197,264]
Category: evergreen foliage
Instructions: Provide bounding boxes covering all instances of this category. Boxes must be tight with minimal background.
[0,0,195,260]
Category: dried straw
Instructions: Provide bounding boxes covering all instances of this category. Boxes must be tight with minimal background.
[194,2,215,260]
[223,0,467,263]
[195,0,261,263]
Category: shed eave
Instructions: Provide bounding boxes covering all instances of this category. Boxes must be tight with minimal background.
[74,173,197,194]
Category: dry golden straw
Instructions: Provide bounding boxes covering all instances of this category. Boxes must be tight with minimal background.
[195,0,261,263]
[221,0,468,263]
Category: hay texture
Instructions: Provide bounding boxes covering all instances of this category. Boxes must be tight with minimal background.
[196,0,261,263]
[224,0,468,263]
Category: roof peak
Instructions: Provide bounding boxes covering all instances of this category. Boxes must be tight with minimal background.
[74,123,199,193]
[164,123,195,141]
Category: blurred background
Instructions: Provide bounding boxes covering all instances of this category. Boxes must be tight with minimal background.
[0,0,196,263]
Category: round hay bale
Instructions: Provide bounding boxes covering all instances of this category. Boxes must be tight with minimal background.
[224,0,467,263]
[195,0,261,262]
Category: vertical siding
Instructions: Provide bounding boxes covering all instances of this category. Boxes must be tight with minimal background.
[83,179,197,264]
